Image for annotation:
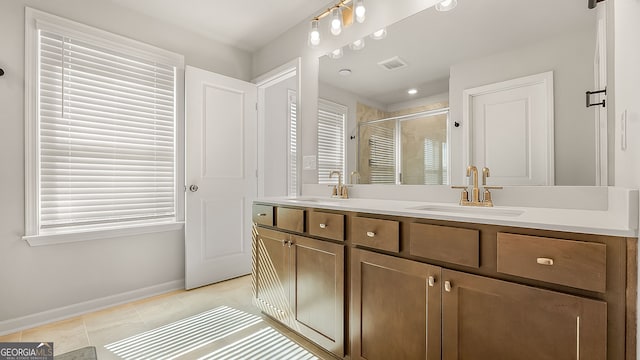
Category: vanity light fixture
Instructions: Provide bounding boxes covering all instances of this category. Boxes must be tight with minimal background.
[307,0,367,47]
[328,47,344,59]
[330,7,343,35]
[435,0,458,11]
[349,38,365,50]
[308,20,320,47]
[354,0,366,23]
[408,88,418,95]
[370,28,387,40]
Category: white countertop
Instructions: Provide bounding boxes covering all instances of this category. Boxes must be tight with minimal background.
[256,195,638,237]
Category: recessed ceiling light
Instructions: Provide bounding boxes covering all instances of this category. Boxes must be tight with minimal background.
[408,88,418,95]
[328,48,343,59]
[349,39,365,51]
[436,0,458,12]
[339,69,352,76]
[370,28,387,40]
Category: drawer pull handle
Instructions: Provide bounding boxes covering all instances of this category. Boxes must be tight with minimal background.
[257,213,267,217]
[536,257,554,266]
[319,223,327,229]
[428,276,435,287]
[366,231,376,238]
[444,281,452,292]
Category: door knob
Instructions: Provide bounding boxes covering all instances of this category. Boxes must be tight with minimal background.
[189,185,199,192]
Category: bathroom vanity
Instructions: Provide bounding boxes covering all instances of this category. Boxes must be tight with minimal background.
[251,195,637,359]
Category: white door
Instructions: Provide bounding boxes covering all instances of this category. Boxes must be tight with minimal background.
[185,66,257,289]
[463,72,554,185]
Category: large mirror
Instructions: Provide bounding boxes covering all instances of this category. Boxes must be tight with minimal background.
[318,0,605,186]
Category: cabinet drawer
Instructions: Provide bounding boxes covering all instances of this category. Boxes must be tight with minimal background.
[309,211,345,241]
[351,217,400,253]
[497,233,607,293]
[277,207,305,233]
[252,204,274,226]
[409,223,480,268]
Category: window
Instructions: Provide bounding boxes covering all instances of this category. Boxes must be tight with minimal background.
[287,90,297,196]
[424,139,447,185]
[368,124,396,184]
[317,99,346,184]
[24,8,184,244]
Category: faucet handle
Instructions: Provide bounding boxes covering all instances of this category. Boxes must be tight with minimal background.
[451,185,469,204]
[482,186,502,207]
[483,186,503,190]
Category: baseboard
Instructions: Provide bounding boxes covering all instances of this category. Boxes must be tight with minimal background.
[0,279,185,336]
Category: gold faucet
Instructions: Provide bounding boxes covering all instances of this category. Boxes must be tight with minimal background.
[466,165,481,205]
[330,170,348,198]
[452,165,502,207]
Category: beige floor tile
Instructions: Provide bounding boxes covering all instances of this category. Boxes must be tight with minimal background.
[11,275,337,359]
[0,332,22,342]
[21,317,89,356]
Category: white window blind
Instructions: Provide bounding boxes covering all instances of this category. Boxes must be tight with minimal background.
[35,26,178,231]
[317,99,346,184]
[368,125,396,184]
[424,139,447,185]
[288,90,297,196]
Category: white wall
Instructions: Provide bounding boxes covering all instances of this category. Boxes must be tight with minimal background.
[448,27,596,186]
[252,0,439,186]
[0,0,251,333]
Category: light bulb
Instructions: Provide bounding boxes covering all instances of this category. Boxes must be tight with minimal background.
[349,38,365,51]
[435,0,457,12]
[354,0,366,23]
[408,89,418,95]
[330,8,342,36]
[328,48,343,59]
[308,20,320,47]
[370,28,387,40]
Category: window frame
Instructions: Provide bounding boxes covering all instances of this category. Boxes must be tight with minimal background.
[24,8,185,246]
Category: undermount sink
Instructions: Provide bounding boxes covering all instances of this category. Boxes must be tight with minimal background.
[408,204,524,217]
[286,197,349,205]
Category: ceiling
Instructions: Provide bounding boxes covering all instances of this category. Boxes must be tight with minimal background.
[319,0,596,107]
[105,0,332,52]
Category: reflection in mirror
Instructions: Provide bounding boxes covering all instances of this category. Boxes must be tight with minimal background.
[359,108,449,185]
[318,0,602,186]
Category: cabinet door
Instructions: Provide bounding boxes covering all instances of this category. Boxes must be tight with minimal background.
[291,236,345,357]
[442,270,607,360]
[351,248,441,360]
[253,227,294,327]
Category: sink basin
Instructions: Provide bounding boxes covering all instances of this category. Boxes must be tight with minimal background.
[408,204,524,217]
[285,197,349,205]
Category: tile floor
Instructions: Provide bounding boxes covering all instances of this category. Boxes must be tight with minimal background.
[0,275,334,359]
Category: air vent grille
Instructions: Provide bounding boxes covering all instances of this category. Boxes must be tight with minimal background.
[378,56,408,71]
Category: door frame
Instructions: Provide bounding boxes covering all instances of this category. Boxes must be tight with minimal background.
[594,4,608,186]
[462,71,555,185]
[253,58,301,197]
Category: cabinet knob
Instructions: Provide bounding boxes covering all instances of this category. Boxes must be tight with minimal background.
[536,257,554,266]
[257,213,267,217]
[428,276,436,287]
[282,240,286,247]
[444,281,452,292]
[319,223,327,229]
[288,241,293,248]
[366,231,376,238]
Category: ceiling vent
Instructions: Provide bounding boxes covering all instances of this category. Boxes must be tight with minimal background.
[377,56,408,71]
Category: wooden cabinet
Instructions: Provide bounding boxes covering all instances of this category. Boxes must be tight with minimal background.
[253,202,633,360]
[252,224,345,357]
[292,235,345,356]
[441,269,607,360]
[351,248,441,360]
[253,227,294,326]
